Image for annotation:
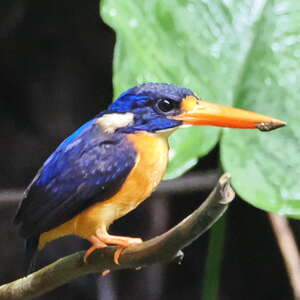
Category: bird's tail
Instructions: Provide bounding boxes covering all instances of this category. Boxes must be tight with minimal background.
[25,236,38,275]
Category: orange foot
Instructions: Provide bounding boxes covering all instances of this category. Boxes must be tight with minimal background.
[84,229,142,265]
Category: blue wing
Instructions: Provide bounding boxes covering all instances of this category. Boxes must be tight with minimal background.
[14,119,137,238]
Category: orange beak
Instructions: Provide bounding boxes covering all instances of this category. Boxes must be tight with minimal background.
[170,96,286,131]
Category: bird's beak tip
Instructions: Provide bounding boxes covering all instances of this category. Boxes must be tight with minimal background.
[256,120,287,132]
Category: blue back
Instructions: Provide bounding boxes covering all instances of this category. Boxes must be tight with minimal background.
[15,120,137,238]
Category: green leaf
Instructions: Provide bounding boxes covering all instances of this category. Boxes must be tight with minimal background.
[221,1,300,216]
[100,0,300,215]
[166,126,219,179]
[100,0,236,177]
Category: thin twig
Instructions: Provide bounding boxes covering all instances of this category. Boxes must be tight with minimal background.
[0,190,23,203]
[0,173,234,300]
[157,170,219,194]
[268,213,300,300]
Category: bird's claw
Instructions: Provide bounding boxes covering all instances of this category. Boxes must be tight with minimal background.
[84,231,142,268]
[84,235,107,263]
[101,269,111,276]
[113,238,143,265]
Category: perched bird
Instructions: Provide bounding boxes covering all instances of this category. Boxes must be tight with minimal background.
[14,83,285,272]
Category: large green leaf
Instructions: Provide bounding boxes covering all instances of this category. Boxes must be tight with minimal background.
[100,0,240,178]
[100,0,300,215]
[221,1,300,216]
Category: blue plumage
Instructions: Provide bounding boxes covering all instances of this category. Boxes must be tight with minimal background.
[106,83,195,133]
[108,82,194,113]
[15,120,136,238]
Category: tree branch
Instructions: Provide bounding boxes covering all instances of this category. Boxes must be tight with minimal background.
[0,173,235,300]
[268,213,300,300]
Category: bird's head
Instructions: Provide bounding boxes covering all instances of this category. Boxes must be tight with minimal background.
[97,83,285,134]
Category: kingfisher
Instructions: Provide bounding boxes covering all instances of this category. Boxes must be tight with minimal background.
[14,83,285,272]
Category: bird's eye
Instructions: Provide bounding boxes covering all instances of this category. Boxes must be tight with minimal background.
[156,99,175,113]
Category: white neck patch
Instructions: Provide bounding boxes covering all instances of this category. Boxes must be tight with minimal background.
[96,112,134,133]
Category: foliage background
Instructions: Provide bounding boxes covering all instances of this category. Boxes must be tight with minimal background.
[101,0,300,216]
[0,0,298,299]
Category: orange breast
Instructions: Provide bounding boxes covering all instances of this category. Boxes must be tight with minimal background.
[38,131,169,249]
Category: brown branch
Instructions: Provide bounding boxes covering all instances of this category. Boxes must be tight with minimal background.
[268,213,300,300]
[0,173,235,300]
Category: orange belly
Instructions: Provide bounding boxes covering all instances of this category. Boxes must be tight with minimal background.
[38,131,169,249]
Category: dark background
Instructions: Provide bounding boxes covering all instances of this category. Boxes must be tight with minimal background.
[0,1,294,299]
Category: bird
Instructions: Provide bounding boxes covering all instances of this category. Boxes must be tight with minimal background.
[14,82,286,273]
